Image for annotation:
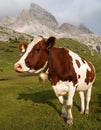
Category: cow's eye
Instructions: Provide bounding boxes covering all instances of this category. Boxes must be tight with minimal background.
[34,48,40,52]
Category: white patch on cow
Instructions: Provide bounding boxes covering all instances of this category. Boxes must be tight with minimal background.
[15,36,43,72]
[52,80,73,96]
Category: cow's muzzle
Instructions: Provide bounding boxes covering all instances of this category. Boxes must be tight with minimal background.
[14,64,23,73]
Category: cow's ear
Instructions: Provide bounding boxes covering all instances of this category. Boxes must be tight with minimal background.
[19,43,28,53]
[46,36,56,49]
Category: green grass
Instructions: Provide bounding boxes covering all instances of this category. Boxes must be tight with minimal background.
[0,38,101,130]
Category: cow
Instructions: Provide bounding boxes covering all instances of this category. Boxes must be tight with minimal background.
[14,36,95,126]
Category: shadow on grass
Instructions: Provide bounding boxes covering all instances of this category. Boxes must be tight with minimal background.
[0,72,37,81]
[73,102,80,112]
[17,89,81,117]
[17,90,61,115]
[0,78,10,81]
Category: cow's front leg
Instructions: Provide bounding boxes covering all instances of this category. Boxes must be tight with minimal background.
[66,86,76,126]
[58,96,67,119]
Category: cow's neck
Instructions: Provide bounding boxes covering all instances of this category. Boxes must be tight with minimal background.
[43,49,51,73]
[39,48,52,82]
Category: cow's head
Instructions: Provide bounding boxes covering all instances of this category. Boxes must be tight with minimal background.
[14,36,56,74]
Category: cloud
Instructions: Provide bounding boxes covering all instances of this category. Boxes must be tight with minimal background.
[51,0,101,25]
[0,0,21,18]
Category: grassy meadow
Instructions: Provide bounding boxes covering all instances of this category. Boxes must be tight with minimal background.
[0,38,101,130]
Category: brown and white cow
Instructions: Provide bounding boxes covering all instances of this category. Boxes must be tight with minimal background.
[14,36,95,126]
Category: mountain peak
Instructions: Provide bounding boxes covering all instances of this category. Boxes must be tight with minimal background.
[29,3,58,28]
[78,24,93,34]
[30,3,46,12]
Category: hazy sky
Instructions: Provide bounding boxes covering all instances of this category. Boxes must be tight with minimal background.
[0,0,101,34]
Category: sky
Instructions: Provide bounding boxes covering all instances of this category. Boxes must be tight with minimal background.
[0,0,101,34]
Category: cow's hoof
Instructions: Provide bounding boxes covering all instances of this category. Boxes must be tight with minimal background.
[80,110,84,114]
[61,113,67,119]
[67,118,73,127]
[85,110,89,115]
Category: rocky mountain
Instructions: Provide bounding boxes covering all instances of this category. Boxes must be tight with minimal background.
[0,16,15,26]
[0,3,92,37]
[59,23,84,35]
[0,3,101,53]
[72,34,101,54]
[0,3,59,37]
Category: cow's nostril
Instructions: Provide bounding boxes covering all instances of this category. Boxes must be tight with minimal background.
[18,64,22,69]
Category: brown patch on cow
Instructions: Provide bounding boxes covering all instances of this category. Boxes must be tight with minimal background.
[76,59,81,68]
[67,105,72,109]
[48,48,78,86]
[82,58,86,64]
[75,85,78,90]
[78,75,80,79]
[85,61,95,85]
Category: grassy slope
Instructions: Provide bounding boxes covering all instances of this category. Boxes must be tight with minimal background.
[0,38,101,130]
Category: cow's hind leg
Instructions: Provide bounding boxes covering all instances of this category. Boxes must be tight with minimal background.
[79,91,85,114]
[85,86,92,115]
[58,96,67,118]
